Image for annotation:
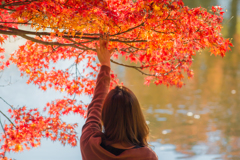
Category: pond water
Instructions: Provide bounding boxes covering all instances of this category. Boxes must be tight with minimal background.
[1,0,240,160]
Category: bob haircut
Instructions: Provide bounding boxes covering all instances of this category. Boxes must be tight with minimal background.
[101,85,149,147]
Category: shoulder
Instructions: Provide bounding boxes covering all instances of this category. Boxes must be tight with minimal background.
[126,145,157,159]
[140,146,158,159]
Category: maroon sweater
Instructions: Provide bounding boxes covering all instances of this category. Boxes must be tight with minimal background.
[80,65,158,160]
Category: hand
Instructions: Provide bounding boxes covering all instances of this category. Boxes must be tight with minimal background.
[95,34,115,68]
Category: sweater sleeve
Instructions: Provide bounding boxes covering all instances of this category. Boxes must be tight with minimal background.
[81,65,110,137]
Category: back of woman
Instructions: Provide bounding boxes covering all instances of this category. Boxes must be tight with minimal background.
[80,34,158,160]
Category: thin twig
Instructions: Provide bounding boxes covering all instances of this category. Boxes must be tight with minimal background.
[110,59,185,77]
[110,59,157,76]
[0,97,14,109]
[0,115,6,134]
[110,59,161,69]
[0,77,12,87]
[0,110,16,128]
[164,62,182,76]
[0,115,7,158]
[65,38,96,51]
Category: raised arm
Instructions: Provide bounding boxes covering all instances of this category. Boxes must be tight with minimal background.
[81,34,114,136]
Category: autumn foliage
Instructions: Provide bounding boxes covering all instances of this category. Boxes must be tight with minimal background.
[0,0,232,159]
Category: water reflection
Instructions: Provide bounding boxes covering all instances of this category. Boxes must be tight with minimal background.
[112,0,240,159]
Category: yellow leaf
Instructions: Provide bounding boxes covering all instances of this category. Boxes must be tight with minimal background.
[26,69,30,73]
[154,4,160,11]
[14,144,22,152]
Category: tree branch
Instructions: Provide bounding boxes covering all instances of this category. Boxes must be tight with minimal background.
[152,29,175,34]
[0,25,147,44]
[0,28,89,48]
[19,34,78,47]
[0,6,15,11]
[111,22,145,36]
[0,0,37,7]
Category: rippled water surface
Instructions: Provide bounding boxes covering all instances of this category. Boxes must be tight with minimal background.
[1,0,240,160]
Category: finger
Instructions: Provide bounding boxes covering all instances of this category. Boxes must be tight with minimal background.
[102,33,104,40]
[106,35,109,47]
[103,33,106,40]
[109,48,115,56]
[106,34,109,42]
[103,33,107,48]
[99,34,103,45]
[100,38,103,47]
[95,43,100,54]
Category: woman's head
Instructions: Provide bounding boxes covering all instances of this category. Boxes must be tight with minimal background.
[101,85,149,146]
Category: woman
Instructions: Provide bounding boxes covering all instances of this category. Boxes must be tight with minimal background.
[80,34,158,160]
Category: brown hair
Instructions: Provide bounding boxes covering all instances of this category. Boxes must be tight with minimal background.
[101,85,149,147]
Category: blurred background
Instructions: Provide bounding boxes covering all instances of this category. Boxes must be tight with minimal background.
[0,0,239,159]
